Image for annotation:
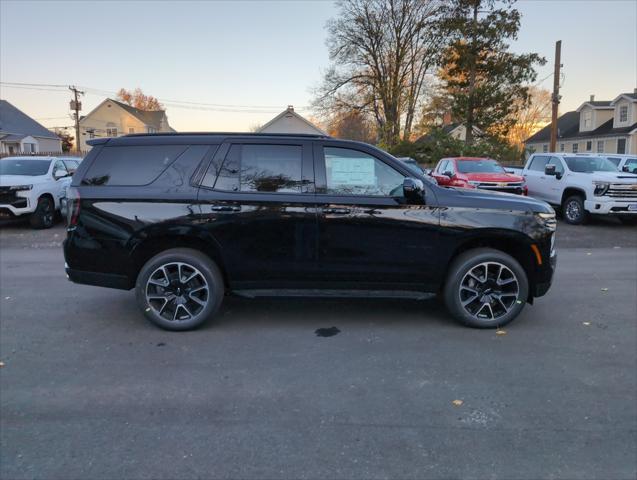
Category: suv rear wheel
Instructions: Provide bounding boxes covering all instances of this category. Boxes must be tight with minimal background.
[30,196,55,229]
[443,248,529,328]
[135,248,224,331]
[562,195,588,225]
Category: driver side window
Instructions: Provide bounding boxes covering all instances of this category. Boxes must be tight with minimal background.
[53,160,68,178]
[548,157,564,175]
[323,147,404,196]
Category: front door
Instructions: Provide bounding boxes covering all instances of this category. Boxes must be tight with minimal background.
[523,155,551,202]
[313,142,440,290]
[197,140,318,288]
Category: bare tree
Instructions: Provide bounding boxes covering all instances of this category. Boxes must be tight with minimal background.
[313,0,444,147]
[507,86,551,149]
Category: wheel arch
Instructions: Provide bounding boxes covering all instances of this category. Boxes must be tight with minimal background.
[127,226,228,288]
[446,230,538,301]
[561,187,587,205]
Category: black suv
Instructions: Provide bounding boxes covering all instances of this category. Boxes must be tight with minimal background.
[64,133,556,331]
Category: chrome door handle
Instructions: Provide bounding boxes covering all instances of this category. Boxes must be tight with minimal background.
[210,205,241,212]
[323,207,351,215]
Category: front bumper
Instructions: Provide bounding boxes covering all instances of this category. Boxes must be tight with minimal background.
[585,198,637,215]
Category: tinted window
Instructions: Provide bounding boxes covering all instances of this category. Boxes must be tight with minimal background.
[606,157,621,167]
[0,159,51,176]
[548,157,564,174]
[204,144,304,193]
[53,160,69,175]
[457,159,504,173]
[528,155,550,172]
[63,159,80,173]
[437,160,448,173]
[564,156,618,172]
[82,145,188,186]
[323,147,404,196]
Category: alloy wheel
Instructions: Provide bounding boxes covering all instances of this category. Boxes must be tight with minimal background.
[565,200,581,222]
[42,201,53,227]
[458,262,520,320]
[145,262,209,322]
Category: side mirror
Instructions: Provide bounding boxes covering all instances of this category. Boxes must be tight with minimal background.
[53,169,68,180]
[403,177,425,203]
[443,170,454,178]
[544,164,557,176]
[622,165,630,172]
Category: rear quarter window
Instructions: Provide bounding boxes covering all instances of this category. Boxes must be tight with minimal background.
[82,145,188,186]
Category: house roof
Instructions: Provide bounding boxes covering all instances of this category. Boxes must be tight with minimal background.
[574,118,637,138]
[576,101,613,112]
[257,106,327,135]
[0,100,59,139]
[610,92,637,105]
[524,111,580,143]
[109,99,167,129]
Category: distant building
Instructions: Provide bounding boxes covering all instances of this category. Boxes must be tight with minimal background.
[257,106,327,135]
[525,90,637,154]
[0,100,62,154]
[78,98,175,150]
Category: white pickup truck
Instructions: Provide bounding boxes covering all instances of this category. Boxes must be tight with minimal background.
[509,153,637,225]
[0,156,81,228]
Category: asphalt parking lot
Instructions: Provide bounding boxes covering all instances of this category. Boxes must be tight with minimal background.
[1,218,636,479]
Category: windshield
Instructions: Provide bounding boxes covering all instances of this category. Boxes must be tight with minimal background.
[457,159,505,173]
[564,156,618,172]
[0,159,51,176]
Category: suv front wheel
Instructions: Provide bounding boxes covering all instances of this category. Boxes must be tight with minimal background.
[443,248,529,328]
[135,248,224,331]
[562,195,588,225]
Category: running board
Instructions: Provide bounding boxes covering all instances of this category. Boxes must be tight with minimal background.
[231,289,436,300]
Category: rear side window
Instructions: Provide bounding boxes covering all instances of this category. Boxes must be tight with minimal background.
[528,155,549,172]
[82,145,188,186]
[203,144,304,193]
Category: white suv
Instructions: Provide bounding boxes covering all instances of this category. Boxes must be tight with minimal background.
[521,153,637,225]
[600,154,637,174]
[0,156,81,228]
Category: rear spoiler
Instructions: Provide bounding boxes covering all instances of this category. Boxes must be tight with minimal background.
[86,138,110,146]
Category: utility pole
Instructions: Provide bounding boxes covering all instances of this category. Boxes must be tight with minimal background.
[69,86,84,153]
[550,40,562,152]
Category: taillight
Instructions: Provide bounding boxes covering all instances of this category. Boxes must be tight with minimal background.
[67,187,81,227]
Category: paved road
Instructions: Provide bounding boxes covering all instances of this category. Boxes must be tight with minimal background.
[1,224,636,479]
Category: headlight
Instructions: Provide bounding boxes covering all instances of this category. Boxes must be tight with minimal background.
[593,181,610,196]
[9,184,33,191]
[536,212,557,231]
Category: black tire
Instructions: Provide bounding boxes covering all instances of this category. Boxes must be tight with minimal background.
[562,195,588,225]
[135,248,224,331]
[29,196,55,229]
[443,248,529,329]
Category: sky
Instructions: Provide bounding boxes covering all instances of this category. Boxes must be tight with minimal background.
[1,0,636,133]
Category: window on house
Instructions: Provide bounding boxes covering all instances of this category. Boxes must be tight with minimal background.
[106,128,118,137]
[586,141,592,151]
[542,144,548,153]
[572,143,579,153]
[597,140,604,153]
[560,143,565,152]
[617,138,626,154]
[128,127,135,134]
[619,105,628,123]
[147,127,156,134]
[583,110,592,128]
[88,130,95,139]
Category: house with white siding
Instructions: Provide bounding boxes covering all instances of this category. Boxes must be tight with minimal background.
[257,106,327,135]
[525,90,637,155]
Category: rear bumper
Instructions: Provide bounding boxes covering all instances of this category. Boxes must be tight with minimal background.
[65,264,132,290]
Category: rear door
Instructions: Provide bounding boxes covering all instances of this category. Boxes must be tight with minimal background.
[197,139,318,287]
[523,155,551,201]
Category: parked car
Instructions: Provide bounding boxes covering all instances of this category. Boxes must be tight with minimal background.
[64,133,556,331]
[431,157,528,195]
[0,156,80,228]
[599,154,637,174]
[521,153,637,225]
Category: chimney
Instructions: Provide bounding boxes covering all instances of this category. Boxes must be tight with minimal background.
[287,105,294,112]
[590,94,595,102]
[442,111,452,126]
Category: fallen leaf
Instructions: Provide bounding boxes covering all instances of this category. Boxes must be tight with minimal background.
[0,361,4,368]
[601,288,609,292]
[4,297,10,300]
[582,322,591,326]
[586,252,592,256]
[452,399,463,406]
[496,329,507,335]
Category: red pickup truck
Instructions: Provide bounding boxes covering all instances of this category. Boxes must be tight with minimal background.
[431,157,527,195]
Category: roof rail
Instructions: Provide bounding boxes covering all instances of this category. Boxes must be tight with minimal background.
[123,132,331,138]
